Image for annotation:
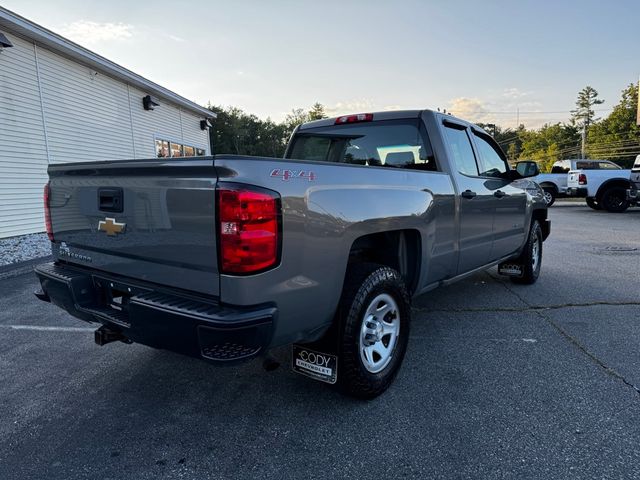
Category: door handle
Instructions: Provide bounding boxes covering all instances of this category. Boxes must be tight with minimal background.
[494,190,508,198]
[461,190,477,199]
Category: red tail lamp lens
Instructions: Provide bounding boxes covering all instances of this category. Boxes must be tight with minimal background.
[217,186,280,274]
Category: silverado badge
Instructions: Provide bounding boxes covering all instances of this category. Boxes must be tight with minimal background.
[98,217,126,236]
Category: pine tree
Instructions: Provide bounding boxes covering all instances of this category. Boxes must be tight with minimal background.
[571,86,604,131]
[307,102,327,121]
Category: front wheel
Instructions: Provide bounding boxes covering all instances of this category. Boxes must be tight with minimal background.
[542,187,556,207]
[336,263,411,399]
[511,220,543,285]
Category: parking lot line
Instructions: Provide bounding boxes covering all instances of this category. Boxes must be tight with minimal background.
[0,325,95,332]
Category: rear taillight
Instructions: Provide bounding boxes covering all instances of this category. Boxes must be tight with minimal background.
[217,185,281,275]
[334,113,373,125]
[44,182,54,241]
[578,173,587,185]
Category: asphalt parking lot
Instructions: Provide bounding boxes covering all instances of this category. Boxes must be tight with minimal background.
[1,203,639,480]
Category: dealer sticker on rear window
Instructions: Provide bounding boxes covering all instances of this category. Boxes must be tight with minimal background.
[291,345,337,384]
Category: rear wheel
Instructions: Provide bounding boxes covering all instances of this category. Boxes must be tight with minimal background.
[511,220,542,285]
[586,197,602,210]
[336,263,410,399]
[542,187,556,207]
[601,187,629,213]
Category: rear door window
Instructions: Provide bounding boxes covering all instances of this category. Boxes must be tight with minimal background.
[597,161,621,170]
[443,125,478,176]
[287,119,437,171]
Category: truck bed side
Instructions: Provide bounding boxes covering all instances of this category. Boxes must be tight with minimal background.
[213,155,456,345]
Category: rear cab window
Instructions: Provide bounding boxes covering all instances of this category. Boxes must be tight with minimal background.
[551,161,570,174]
[286,119,438,171]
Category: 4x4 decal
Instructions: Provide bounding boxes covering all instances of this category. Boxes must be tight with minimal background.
[270,169,316,182]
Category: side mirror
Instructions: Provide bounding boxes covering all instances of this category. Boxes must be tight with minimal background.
[515,161,539,178]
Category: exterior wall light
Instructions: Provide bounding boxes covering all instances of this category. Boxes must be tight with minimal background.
[143,95,159,111]
[0,32,13,52]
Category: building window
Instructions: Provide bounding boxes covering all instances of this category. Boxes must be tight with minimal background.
[170,142,183,157]
[183,145,195,157]
[155,140,170,158]
[156,138,206,158]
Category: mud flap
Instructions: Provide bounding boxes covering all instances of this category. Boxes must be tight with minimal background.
[292,318,341,384]
[291,344,338,384]
[498,262,524,277]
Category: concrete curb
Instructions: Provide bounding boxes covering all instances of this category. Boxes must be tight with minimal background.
[0,256,52,281]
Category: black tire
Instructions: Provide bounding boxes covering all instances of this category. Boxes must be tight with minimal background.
[336,263,411,399]
[542,187,556,207]
[600,187,629,213]
[511,220,543,285]
[586,197,602,210]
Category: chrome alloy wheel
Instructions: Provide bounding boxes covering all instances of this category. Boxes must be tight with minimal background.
[532,235,541,271]
[543,191,553,205]
[359,293,400,374]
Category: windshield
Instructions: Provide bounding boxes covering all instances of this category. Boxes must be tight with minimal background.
[286,119,437,171]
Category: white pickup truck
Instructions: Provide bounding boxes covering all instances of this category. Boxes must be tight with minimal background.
[566,159,632,212]
[626,155,640,207]
[533,159,622,206]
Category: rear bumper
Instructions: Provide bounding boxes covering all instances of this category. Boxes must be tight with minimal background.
[566,187,588,198]
[34,262,276,363]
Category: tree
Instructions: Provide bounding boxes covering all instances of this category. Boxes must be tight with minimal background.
[571,86,604,132]
[586,83,640,166]
[518,123,580,172]
[282,102,327,141]
[308,102,328,121]
[207,104,290,157]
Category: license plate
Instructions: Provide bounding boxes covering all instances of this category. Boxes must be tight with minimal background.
[291,345,337,384]
[498,262,523,277]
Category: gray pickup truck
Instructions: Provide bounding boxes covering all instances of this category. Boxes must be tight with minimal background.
[35,110,550,398]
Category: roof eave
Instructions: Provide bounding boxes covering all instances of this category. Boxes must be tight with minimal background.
[0,6,215,119]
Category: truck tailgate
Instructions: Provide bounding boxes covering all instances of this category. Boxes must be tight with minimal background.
[47,159,220,297]
[567,170,581,188]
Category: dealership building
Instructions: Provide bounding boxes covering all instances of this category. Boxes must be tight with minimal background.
[0,6,215,238]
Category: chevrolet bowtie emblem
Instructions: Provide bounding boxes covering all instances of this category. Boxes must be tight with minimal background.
[98,217,126,236]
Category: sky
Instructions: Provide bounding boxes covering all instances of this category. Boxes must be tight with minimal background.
[3,0,638,128]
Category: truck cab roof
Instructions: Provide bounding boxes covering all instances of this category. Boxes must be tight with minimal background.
[298,109,490,136]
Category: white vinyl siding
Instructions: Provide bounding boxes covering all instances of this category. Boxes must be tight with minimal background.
[180,109,209,154]
[129,85,182,158]
[0,30,209,238]
[37,47,134,164]
[0,34,48,237]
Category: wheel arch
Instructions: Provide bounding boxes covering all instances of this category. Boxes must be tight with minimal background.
[531,209,550,240]
[539,182,558,192]
[596,178,633,201]
[347,229,421,295]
